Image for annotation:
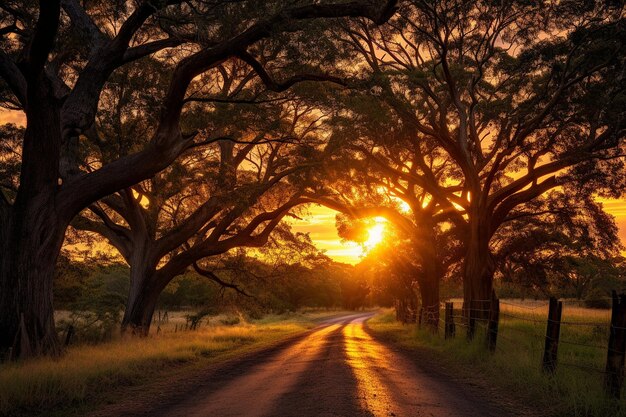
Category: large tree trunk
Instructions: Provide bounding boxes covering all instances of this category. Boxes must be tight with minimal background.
[121,281,160,336]
[0,80,65,358]
[120,244,183,336]
[0,213,65,358]
[412,224,443,331]
[416,260,441,331]
[120,246,162,336]
[462,216,495,319]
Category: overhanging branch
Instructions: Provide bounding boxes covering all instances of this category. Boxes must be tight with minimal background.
[237,50,347,92]
[192,262,252,297]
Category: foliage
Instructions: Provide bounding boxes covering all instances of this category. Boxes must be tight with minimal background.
[323,0,626,307]
[57,265,129,344]
[0,0,398,356]
[52,242,358,324]
[159,273,221,311]
[493,191,626,299]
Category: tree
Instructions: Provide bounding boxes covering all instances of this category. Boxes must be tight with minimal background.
[319,194,450,327]
[493,191,624,300]
[335,0,626,315]
[351,228,421,323]
[0,0,398,357]
[309,103,464,327]
[73,71,325,334]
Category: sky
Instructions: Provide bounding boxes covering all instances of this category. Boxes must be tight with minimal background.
[1,108,625,265]
[290,200,626,265]
[289,205,380,264]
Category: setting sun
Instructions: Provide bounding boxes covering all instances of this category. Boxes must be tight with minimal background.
[364,223,385,250]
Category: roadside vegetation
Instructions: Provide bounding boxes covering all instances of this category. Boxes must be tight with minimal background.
[368,304,625,417]
[0,311,341,417]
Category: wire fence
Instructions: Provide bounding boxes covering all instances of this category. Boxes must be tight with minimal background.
[409,293,626,397]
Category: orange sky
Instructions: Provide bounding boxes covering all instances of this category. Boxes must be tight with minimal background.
[1,108,625,264]
[291,201,626,264]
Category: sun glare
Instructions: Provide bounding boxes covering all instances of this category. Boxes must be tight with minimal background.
[365,224,385,248]
[363,218,386,251]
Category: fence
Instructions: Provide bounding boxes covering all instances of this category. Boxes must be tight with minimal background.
[417,291,626,399]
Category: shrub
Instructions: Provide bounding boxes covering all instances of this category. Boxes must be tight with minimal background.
[219,316,241,326]
[57,265,128,344]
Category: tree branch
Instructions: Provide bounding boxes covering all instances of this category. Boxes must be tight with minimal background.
[192,262,252,297]
[0,50,27,106]
[237,50,347,92]
[70,214,132,261]
[60,0,105,48]
[122,37,183,63]
[23,0,60,79]
[303,195,415,235]
[59,0,399,220]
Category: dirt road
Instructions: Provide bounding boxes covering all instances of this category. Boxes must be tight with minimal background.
[147,312,510,417]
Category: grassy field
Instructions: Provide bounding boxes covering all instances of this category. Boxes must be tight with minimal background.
[0,310,347,417]
[367,300,624,417]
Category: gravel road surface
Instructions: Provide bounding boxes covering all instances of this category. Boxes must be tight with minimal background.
[147,312,510,417]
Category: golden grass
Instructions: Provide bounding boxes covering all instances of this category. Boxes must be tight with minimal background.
[368,300,625,417]
[0,312,329,417]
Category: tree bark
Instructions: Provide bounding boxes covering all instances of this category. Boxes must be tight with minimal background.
[462,216,495,319]
[413,223,443,330]
[0,77,65,358]
[416,260,441,331]
[0,219,66,358]
[121,267,162,336]
[121,282,160,336]
[119,240,164,336]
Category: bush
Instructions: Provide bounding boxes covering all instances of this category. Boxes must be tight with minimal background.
[57,265,128,344]
[219,316,241,326]
[158,272,220,310]
[584,291,611,309]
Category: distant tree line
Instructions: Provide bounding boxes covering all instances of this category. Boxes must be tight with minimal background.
[53,237,378,343]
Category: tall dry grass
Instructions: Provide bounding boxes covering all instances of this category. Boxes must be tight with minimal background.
[0,313,317,416]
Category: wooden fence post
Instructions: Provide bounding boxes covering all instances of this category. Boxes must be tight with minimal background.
[445,302,455,339]
[486,294,499,352]
[467,300,476,341]
[542,296,562,374]
[605,291,626,399]
[64,325,75,346]
[418,307,423,329]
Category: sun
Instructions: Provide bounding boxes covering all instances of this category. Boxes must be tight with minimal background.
[365,223,385,248]
[363,217,386,251]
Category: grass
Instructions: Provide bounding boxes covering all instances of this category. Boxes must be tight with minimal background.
[0,310,342,417]
[367,300,625,417]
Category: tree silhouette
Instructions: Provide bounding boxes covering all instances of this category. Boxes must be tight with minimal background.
[0,0,398,357]
[72,64,326,334]
[335,0,625,315]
